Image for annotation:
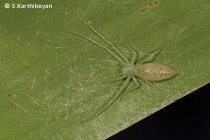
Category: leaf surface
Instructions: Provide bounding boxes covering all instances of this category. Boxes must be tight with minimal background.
[1,0,210,139]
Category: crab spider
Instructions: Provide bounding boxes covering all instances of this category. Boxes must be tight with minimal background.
[65,20,177,121]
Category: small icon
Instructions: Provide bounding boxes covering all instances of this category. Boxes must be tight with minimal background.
[5,3,10,8]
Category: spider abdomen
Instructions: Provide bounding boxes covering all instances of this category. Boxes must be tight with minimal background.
[134,63,178,81]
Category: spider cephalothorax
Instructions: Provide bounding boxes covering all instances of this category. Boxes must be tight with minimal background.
[66,19,177,121]
[121,63,135,76]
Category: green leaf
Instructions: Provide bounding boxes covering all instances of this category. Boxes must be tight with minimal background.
[1,0,210,139]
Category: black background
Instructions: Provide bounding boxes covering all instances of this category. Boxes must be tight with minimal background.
[108,83,210,140]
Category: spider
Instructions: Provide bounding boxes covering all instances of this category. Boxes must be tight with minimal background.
[65,20,178,121]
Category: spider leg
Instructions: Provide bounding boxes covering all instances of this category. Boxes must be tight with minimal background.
[120,77,140,98]
[78,75,126,83]
[141,48,163,64]
[142,79,163,92]
[101,75,126,83]
[119,37,138,64]
[66,31,126,64]
[82,76,131,122]
[64,68,126,83]
[77,19,130,63]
